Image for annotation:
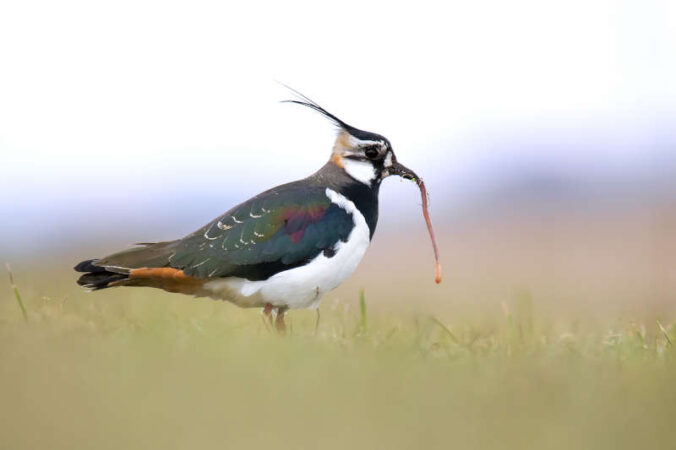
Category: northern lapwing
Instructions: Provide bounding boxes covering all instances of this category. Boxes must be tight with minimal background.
[75,93,441,332]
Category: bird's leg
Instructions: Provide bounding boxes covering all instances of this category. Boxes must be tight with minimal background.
[262,303,274,329]
[275,306,289,334]
[314,308,321,335]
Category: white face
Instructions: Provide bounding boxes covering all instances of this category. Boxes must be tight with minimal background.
[342,158,378,185]
[333,131,394,185]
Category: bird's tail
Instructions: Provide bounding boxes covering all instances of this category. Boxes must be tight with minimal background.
[74,259,129,290]
[74,242,177,290]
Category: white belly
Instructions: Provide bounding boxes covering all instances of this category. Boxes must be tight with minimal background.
[203,188,370,310]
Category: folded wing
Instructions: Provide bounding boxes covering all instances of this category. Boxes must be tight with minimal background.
[94,185,354,281]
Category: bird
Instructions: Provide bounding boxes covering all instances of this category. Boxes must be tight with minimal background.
[75,92,440,332]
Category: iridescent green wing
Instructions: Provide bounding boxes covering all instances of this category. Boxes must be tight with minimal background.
[167,185,354,280]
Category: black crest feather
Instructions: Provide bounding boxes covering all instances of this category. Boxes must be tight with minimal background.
[280,84,350,129]
[280,84,391,145]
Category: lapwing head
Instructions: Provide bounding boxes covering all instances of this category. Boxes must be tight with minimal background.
[284,94,420,187]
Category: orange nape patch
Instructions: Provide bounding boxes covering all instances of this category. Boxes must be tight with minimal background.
[330,152,344,168]
[129,267,205,295]
[329,131,351,168]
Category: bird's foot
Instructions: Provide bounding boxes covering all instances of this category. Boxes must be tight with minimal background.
[275,306,288,335]
[262,304,288,335]
[262,303,274,330]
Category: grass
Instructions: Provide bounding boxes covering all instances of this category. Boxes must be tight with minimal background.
[5,263,28,322]
[1,269,675,450]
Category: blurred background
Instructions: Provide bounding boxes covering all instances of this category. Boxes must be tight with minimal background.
[2,2,676,449]
[1,0,675,319]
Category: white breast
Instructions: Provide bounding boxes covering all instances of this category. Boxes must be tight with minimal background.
[203,188,371,310]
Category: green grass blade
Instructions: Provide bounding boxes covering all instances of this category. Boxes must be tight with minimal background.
[359,289,367,335]
[657,320,672,347]
[6,263,28,323]
[430,316,460,345]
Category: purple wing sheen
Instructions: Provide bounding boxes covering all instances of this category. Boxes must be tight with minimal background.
[279,203,327,243]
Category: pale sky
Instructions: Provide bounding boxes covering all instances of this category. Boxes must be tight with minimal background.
[1,0,675,255]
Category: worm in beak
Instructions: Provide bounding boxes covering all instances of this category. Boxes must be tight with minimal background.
[389,161,442,284]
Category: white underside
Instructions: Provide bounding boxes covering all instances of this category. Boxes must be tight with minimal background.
[203,188,370,310]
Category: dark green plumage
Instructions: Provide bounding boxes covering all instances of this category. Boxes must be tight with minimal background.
[88,162,374,282]
[167,183,354,279]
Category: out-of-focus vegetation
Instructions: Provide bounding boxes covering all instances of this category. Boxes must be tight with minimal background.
[1,268,674,450]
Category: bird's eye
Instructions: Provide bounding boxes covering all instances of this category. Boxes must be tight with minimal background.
[363,146,380,159]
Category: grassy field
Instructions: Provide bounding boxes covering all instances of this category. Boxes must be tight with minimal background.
[1,261,675,450]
